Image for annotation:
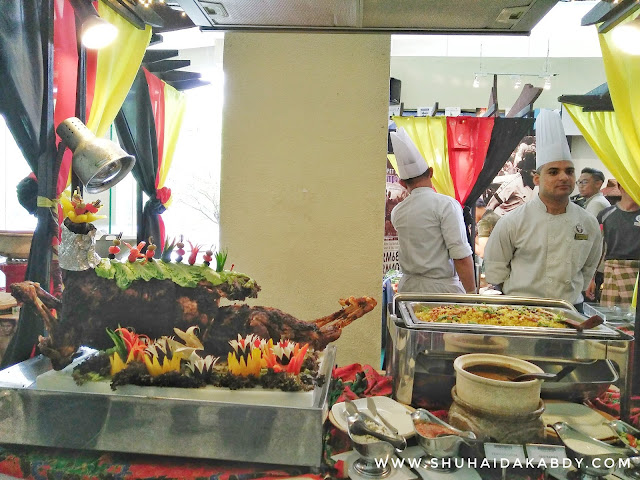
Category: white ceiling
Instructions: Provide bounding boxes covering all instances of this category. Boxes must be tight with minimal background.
[390,1,602,57]
[151,1,602,58]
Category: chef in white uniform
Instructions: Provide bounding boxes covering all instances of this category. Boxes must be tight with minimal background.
[390,128,476,294]
[483,110,601,311]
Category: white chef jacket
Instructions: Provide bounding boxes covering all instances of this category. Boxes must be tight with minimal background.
[584,192,611,218]
[483,195,602,305]
[390,187,472,293]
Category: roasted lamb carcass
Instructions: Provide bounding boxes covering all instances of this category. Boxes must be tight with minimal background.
[201,296,377,357]
[11,269,376,369]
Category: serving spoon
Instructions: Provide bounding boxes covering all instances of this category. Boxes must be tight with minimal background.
[538,310,604,331]
[561,314,604,331]
[347,414,407,451]
[366,397,399,435]
[511,364,576,382]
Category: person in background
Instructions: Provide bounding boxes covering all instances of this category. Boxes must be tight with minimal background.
[483,110,601,312]
[577,167,610,217]
[474,197,487,225]
[574,168,610,301]
[602,178,622,206]
[475,209,500,260]
[587,184,640,308]
[475,209,500,291]
[390,127,476,294]
[487,151,537,216]
[0,318,17,364]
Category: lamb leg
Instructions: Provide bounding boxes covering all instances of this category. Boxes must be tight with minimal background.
[309,296,377,349]
[11,281,62,311]
[10,281,60,332]
[313,296,377,328]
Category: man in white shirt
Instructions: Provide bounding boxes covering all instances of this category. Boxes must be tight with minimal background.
[483,110,601,312]
[577,167,610,217]
[390,128,476,294]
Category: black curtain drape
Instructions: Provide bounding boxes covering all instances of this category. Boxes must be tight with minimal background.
[464,117,535,208]
[0,0,58,368]
[461,117,535,248]
[113,69,163,248]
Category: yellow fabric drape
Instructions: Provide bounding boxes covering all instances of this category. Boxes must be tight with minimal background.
[158,83,186,192]
[563,106,640,310]
[597,12,640,206]
[87,2,152,138]
[598,13,640,309]
[563,105,636,194]
[391,116,455,198]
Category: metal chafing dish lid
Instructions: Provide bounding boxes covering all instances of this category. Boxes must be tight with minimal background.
[392,293,632,341]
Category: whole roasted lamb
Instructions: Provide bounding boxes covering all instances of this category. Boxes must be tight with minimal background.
[12,268,376,369]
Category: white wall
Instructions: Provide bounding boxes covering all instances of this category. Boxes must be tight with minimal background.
[390,56,607,112]
[390,53,614,192]
[221,33,390,366]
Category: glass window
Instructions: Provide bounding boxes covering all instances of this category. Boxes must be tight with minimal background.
[161,68,223,251]
[0,115,38,232]
[0,64,224,253]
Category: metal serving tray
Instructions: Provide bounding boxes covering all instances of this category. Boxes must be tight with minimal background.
[584,302,636,328]
[396,294,625,340]
[0,345,336,467]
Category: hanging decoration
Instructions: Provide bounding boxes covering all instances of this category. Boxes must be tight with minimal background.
[390,116,533,207]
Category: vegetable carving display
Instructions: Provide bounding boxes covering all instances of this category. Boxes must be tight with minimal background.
[60,188,106,224]
[72,327,321,392]
[188,241,201,266]
[124,241,146,263]
[108,234,122,259]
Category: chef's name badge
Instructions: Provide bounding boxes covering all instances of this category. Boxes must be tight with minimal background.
[574,224,588,240]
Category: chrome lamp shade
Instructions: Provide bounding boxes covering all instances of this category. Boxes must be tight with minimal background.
[56,117,135,194]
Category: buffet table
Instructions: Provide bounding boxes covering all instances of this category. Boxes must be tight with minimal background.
[1,364,638,480]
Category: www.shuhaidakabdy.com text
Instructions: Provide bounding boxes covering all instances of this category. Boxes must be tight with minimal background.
[375,457,633,471]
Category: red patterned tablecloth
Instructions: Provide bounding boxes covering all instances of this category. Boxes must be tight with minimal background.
[0,446,322,480]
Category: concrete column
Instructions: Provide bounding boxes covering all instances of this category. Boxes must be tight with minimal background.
[221,32,390,366]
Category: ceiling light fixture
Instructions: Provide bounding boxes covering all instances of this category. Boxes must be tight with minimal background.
[471,72,558,90]
[513,75,522,89]
[139,0,166,6]
[69,0,118,50]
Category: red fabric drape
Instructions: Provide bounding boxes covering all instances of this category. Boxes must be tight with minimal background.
[446,117,495,204]
[85,49,97,122]
[53,0,78,196]
[143,68,165,188]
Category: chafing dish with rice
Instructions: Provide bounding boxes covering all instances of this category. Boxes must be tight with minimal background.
[386,294,634,422]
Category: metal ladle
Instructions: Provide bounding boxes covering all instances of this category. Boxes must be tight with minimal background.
[511,364,576,382]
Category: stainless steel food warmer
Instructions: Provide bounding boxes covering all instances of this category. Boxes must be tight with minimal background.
[386,294,635,421]
[0,345,336,466]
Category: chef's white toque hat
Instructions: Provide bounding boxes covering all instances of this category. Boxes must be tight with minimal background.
[390,127,429,180]
[535,109,572,170]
